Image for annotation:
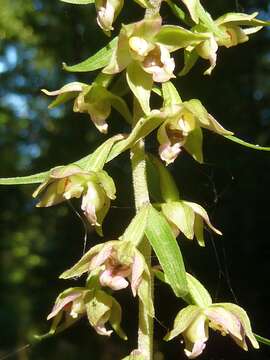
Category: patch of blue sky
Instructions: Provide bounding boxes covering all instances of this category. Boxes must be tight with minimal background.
[2,93,29,118]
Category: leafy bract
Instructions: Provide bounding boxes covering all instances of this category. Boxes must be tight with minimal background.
[121,205,150,246]
[63,37,118,72]
[224,135,270,151]
[145,205,188,297]
[0,135,122,186]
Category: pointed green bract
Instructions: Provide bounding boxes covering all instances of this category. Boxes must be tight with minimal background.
[0,171,50,186]
[181,0,200,23]
[255,334,270,346]
[106,110,166,162]
[122,205,150,246]
[162,81,182,107]
[186,273,212,307]
[63,37,118,72]
[145,205,188,297]
[126,61,153,115]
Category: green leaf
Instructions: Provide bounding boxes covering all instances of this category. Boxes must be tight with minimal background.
[106,111,165,162]
[145,205,188,297]
[126,61,153,115]
[75,134,124,171]
[60,0,94,3]
[0,170,50,186]
[186,273,212,307]
[63,37,118,72]
[224,135,270,151]
[156,25,208,51]
[146,155,163,202]
[162,81,182,107]
[122,205,150,246]
[254,333,270,346]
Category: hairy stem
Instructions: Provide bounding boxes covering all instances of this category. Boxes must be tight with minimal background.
[131,99,153,359]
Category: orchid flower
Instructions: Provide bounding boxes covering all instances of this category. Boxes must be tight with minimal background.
[33,164,115,234]
[165,302,259,358]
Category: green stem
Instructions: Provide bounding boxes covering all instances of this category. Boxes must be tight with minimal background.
[131,2,162,358]
[131,100,153,359]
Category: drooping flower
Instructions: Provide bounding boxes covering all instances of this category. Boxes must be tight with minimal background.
[103,16,176,83]
[157,100,233,165]
[60,240,154,317]
[180,12,270,75]
[42,81,132,134]
[161,200,222,246]
[46,287,126,338]
[95,0,124,35]
[33,164,115,234]
[165,302,259,358]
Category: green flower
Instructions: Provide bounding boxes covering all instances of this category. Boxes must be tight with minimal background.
[157,100,233,165]
[46,287,126,338]
[103,16,176,82]
[33,164,115,234]
[95,0,124,35]
[165,302,259,358]
[180,12,269,75]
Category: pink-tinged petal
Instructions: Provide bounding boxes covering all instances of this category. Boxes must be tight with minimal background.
[47,293,82,320]
[100,270,129,290]
[184,339,206,359]
[131,254,144,296]
[159,142,182,165]
[89,244,113,270]
[206,307,242,340]
[50,164,85,179]
[94,323,113,336]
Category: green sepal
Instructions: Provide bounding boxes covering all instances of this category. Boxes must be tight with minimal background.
[121,205,150,246]
[156,25,208,52]
[162,81,182,107]
[214,303,259,349]
[145,205,188,297]
[60,0,94,3]
[60,243,105,279]
[164,304,201,340]
[161,201,195,239]
[224,135,270,151]
[126,61,153,115]
[181,0,200,23]
[179,48,199,76]
[215,12,270,27]
[165,0,193,26]
[184,127,203,163]
[63,37,118,72]
[110,297,128,339]
[106,110,166,162]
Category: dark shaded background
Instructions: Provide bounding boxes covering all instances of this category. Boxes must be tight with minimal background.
[1,0,270,359]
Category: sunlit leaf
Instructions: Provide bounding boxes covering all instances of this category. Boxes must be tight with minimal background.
[60,0,94,4]
[122,205,150,246]
[63,37,118,72]
[145,205,188,297]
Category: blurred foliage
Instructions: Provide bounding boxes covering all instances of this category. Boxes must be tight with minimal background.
[0,0,270,359]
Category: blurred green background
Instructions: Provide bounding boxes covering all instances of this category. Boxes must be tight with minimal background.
[1,0,270,359]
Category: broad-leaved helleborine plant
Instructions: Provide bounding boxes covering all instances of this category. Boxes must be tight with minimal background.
[1,0,270,359]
